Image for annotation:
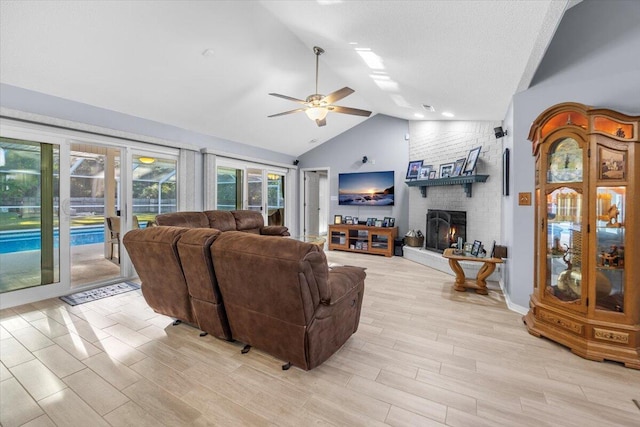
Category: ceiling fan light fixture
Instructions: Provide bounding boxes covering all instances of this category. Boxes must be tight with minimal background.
[268,45,371,126]
[305,107,329,121]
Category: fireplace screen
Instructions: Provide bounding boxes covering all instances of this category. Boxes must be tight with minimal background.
[426,210,467,252]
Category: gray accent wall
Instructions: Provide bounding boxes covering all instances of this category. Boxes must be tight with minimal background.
[505,0,640,309]
[298,114,410,235]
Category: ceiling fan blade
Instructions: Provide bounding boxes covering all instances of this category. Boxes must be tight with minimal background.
[268,108,307,118]
[316,118,327,127]
[321,87,354,104]
[330,105,372,117]
[269,93,307,104]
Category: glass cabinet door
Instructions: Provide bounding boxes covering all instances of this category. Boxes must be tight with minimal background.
[545,187,585,306]
[541,135,587,311]
[595,187,626,312]
[371,232,389,251]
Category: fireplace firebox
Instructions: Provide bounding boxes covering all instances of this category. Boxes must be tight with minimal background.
[426,210,467,253]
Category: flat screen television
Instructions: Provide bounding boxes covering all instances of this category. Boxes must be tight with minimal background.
[338,171,394,206]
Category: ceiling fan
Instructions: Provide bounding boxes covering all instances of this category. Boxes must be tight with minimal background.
[268,46,372,127]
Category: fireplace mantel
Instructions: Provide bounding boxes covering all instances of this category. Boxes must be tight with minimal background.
[405,174,489,197]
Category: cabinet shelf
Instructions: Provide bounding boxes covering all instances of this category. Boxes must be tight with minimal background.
[596,266,624,271]
[405,174,489,197]
[329,224,397,257]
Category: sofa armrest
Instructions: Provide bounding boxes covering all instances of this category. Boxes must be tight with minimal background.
[260,226,290,236]
[325,266,366,305]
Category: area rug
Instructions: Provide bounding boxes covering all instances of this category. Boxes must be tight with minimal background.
[60,282,141,306]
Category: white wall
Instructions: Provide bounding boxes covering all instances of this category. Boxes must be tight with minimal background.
[408,120,503,248]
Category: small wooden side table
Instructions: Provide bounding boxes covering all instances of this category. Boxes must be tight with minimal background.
[442,248,503,295]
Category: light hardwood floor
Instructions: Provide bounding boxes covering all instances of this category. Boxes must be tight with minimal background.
[1,251,639,426]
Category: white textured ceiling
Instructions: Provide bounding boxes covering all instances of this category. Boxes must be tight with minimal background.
[0,1,570,156]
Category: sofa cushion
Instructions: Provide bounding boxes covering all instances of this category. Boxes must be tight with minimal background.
[123,226,195,323]
[231,210,264,234]
[212,231,327,324]
[204,210,237,232]
[155,211,209,228]
[177,228,232,340]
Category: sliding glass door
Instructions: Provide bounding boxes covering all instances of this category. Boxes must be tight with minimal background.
[68,143,123,287]
[131,154,178,224]
[1,120,184,308]
[216,166,243,211]
[68,148,179,288]
[267,172,285,226]
[247,168,263,212]
[215,161,287,226]
[0,137,60,293]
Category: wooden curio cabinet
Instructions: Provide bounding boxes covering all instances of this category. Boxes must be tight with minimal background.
[524,102,640,369]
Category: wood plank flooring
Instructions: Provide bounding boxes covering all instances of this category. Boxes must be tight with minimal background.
[1,251,639,426]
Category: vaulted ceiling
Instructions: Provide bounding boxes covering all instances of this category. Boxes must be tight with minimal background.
[0,1,574,156]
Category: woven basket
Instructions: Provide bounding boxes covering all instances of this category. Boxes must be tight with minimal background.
[404,236,424,247]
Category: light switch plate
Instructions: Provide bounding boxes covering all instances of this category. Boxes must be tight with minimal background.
[519,192,532,206]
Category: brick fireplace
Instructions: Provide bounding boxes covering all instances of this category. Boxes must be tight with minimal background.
[425,209,467,252]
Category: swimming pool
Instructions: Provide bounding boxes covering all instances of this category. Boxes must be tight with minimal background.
[0,225,107,254]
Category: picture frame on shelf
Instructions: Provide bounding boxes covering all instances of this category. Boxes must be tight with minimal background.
[462,146,482,175]
[452,158,466,177]
[353,216,359,225]
[428,170,437,179]
[384,217,395,227]
[406,160,423,180]
[419,164,433,179]
[599,147,626,180]
[375,219,383,227]
[439,162,455,178]
[334,215,342,225]
[489,240,496,258]
[471,240,482,257]
[366,217,376,226]
[343,215,352,224]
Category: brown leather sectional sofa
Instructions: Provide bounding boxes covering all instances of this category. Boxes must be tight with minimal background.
[123,210,366,370]
[155,209,290,236]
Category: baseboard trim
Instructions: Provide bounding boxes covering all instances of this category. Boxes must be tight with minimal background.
[498,278,529,315]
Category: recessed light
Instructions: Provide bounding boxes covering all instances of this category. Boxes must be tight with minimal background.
[390,94,411,108]
[442,112,454,118]
[373,80,398,91]
[349,42,358,45]
[356,49,384,70]
[414,113,424,119]
[201,49,215,57]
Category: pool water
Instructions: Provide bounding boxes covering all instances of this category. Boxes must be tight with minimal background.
[0,225,107,254]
